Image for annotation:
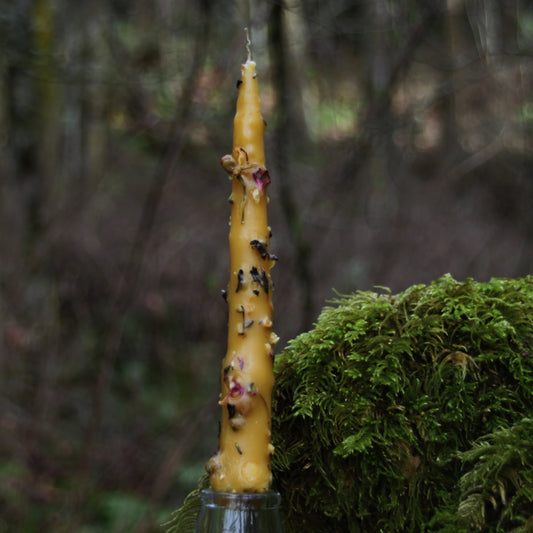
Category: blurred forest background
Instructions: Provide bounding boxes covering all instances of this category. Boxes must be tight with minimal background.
[1,0,532,531]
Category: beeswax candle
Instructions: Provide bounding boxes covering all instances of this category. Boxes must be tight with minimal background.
[206,41,277,493]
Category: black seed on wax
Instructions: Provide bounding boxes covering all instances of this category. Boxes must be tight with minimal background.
[235,442,243,455]
[227,403,236,419]
[221,289,228,302]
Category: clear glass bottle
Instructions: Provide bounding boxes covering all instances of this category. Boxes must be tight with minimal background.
[194,490,283,533]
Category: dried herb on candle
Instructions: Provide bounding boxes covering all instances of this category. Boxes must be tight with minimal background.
[236,269,244,292]
[251,269,267,293]
[227,403,236,419]
[250,267,269,294]
[249,266,269,293]
[235,442,243,455]
[221,289,228,302]
[250,239,269,259]
[250,266,260,282]
[259,269,269,294]
[236,304,254,335]
[236,79,242,88]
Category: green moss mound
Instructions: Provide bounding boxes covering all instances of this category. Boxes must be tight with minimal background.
[168,275,533,532]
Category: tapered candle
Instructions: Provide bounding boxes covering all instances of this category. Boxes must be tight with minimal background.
[206,35,278,493]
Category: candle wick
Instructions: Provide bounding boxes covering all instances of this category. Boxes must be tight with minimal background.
[244,27,252,62]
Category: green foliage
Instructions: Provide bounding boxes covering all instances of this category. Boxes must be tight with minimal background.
[432,418,533,532]
[169,275,533,532]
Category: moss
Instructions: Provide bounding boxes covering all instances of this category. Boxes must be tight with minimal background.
[168,275,533,532]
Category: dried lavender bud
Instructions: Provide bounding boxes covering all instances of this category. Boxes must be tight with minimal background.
[259,269,269,294]
[236,269,244,292]
[250,266,260,282]
[250,266,269,294]
[250,239,269,259]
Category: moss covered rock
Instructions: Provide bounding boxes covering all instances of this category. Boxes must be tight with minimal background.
[168,275,533,532]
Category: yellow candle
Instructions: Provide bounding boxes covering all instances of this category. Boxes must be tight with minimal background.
[206,43,278,493]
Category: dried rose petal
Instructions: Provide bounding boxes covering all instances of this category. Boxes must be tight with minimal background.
[253,168,271,191]
[229,381,246,398]
[219,380,245,405]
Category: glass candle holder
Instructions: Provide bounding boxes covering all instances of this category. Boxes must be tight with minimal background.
[194,489,283,533]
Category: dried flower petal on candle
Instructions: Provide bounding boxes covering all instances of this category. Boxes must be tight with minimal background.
[221,154,239,176]
[253,168,271,191]
[219,379,246,406]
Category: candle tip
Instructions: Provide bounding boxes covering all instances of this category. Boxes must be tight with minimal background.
[244,27,252,62]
